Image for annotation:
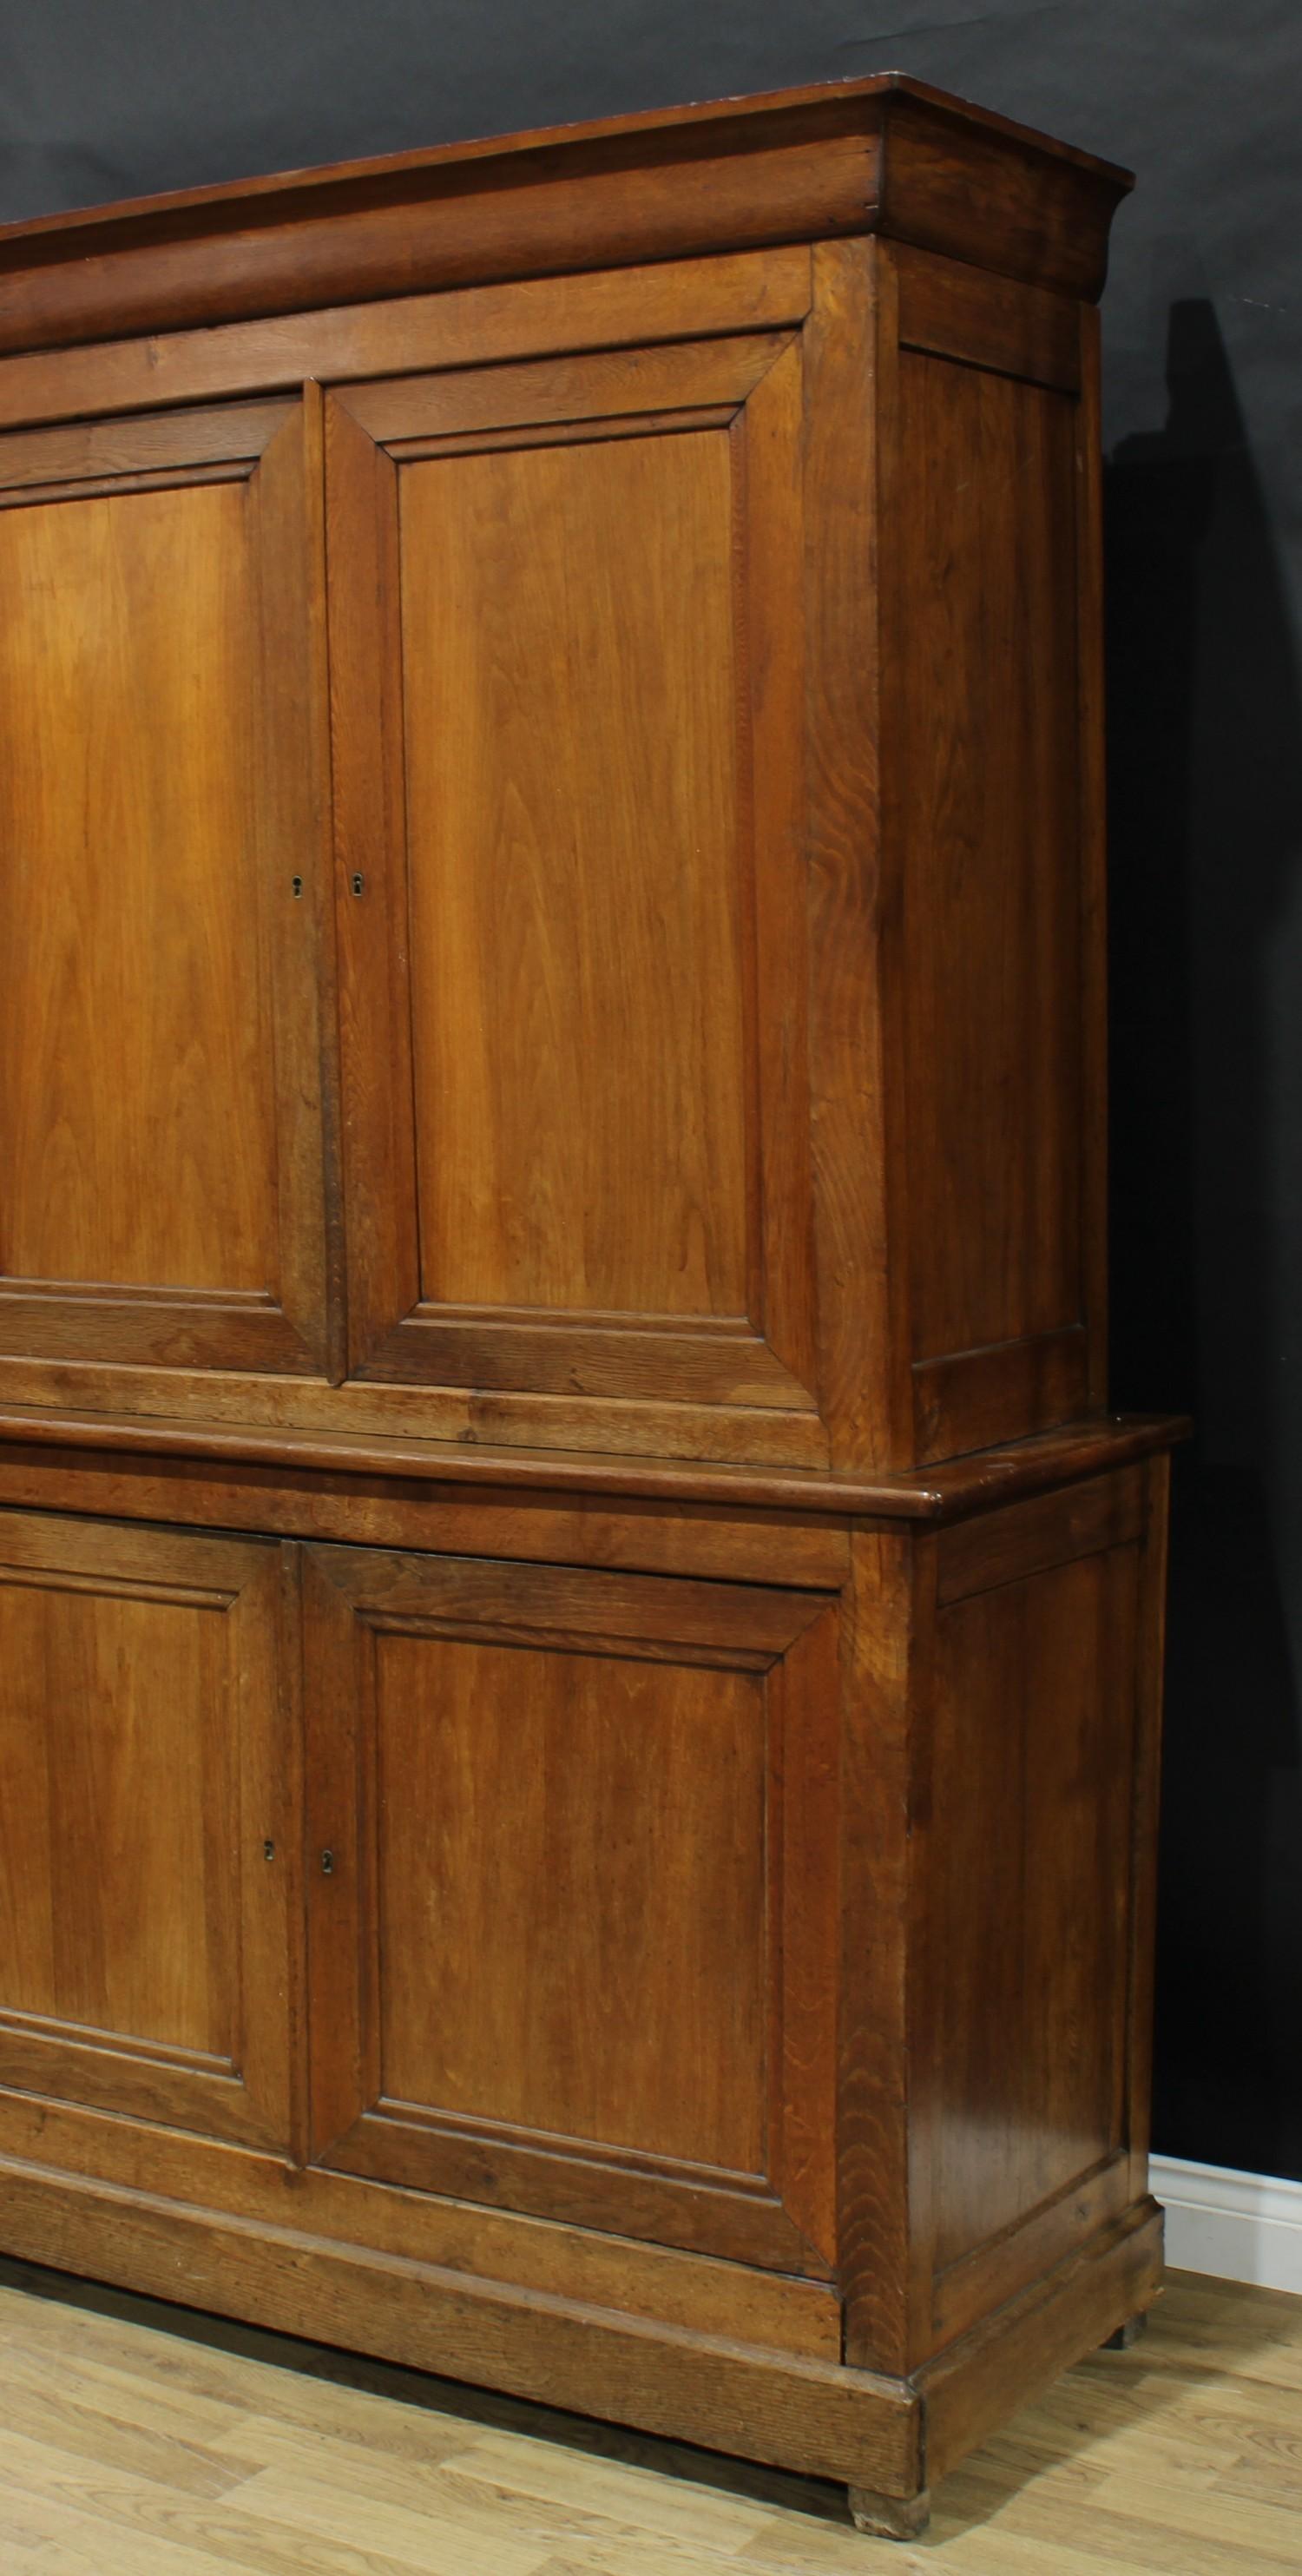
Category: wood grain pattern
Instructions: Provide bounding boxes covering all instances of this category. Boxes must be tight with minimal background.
[303,1542,836,2273]
[836,1527,928,2376]
[0,1365,838,1466]
[0,76,1130,361]
[894,345,1087,1450]
[378,1641,767,2167]
[0,1393,1187,1518]
[337,333,792,444]
[304,1542,829,1656]
[740,339,819,1400]
[801,240,907,1471]
[249,389,344,1389]
[0,247,814,432]
[324,394,418,1374]
[770,1606,841,2269]
[918,2201,1163,2494]
[401,426,747,1321]
[931,2151,1134,2354]
[0,1510,296,2151]
[895,240,1082,390]
[924,1541,1139,2291]
[0,482,273,1292]
[327,319,821,1448]
[0,399,333,1379]
[912,1326,1089,1465]
[0,2163,920,2493]
[0,398,291,491]
[0,1445,852,1585]
[937,1459,1145,1603]
[0,1583,234,2059]
[0,2085,841,2359]
[880,86,1130,305]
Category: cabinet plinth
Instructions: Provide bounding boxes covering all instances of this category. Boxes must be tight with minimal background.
[0,73,1176,2532]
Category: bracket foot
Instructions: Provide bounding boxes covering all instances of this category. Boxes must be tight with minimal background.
[847,2483,930,2540]
[1101,2310,1148,2351]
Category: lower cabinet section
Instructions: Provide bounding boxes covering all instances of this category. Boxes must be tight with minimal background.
[0,1442,1174,2522]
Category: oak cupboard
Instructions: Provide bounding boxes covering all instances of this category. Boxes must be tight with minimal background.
[0,76,1180,2537]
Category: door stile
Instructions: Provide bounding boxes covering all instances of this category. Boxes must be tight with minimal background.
[325,392,422,1374]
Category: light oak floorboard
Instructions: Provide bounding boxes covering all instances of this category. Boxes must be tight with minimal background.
[0,2263,1298,2573]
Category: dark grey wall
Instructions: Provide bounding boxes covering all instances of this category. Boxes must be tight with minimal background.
[3,3,1299,2181]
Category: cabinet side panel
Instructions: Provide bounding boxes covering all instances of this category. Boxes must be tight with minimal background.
[891,309,1092,1458]
[0,485,277,1297]
[918,1479,1154,2354]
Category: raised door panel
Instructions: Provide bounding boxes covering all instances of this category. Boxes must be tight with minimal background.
[302,1543,839,2272]
[0,1509,297,2151]
[403,430,746,1324]
[326,322,823,1460]
[0,396,336,1378]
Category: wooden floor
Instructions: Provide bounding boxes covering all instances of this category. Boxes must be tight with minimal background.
[0,2259,1299,2573]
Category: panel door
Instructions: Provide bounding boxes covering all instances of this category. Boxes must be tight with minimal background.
[0,395,335,1377]
[324,320,822,1458]
[0,1509,297,2151]
[303,1543,838,2272]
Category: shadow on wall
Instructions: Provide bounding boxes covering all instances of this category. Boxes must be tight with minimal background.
[1105,299,1302,2181]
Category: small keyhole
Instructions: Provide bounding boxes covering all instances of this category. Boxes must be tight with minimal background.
[321,1849,335,1876]
[351,873,365,897]
[263,1839,276,1862]
[291,876,303,899]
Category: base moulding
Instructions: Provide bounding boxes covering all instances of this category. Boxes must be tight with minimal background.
[0,2150,1164,2511]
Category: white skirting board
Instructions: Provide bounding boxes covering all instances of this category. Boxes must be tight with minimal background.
[1152,2154,1302,2294]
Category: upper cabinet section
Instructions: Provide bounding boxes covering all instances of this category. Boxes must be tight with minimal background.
[0,82,1131,1473]
[0,396,336,1380]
